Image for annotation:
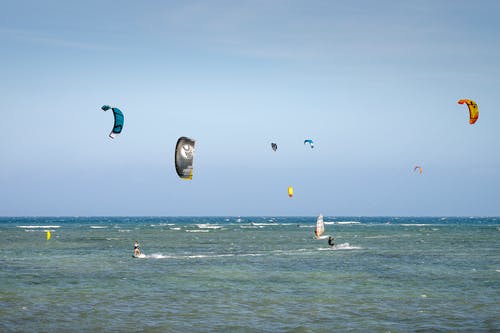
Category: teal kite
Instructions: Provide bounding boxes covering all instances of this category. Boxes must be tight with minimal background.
[304,139,314,149]
[101,105,124,139]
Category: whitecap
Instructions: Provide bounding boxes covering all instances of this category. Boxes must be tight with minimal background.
[400,224,432,227]
[334,242,361,250]
[90,226,107,229]
[196,224,223,229]
[318,243,362,250]
[146,253,171,259]
[17,225,61,229]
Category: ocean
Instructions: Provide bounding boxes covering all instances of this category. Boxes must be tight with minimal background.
[0,216,499,332]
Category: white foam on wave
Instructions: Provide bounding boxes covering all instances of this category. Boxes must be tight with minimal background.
[18,225,61,229]
[170,227,181,231]
[334,242,362,250]
[240,225,262,229]
[150,223,175,227]
[318,243,362,250]
[364,235,391,239]
[186,254,235,259]
[336,221,361,225]
[267,249,314,256]
[118,229,131,232]
[142,252,264,260]
[90,226,107,229]
[400,224,433,227]
[146,253,171,259]
[196,224,223,229]
[186,229,209,233]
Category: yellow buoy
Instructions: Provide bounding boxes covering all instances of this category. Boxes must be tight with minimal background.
[46,230,51,241]
[288,186,294,198]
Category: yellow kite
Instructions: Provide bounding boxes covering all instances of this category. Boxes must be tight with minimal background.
[458,99,479,124]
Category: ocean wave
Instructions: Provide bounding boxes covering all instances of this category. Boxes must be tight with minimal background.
[400,224,433,227]
[17,225,61,229]
[150,223,175,227]
[335,242,362,250]
[196,224,223,229]
[318,242,362,250]
[142,253,264,260]
[186,230,209,233]
[145,253,171,259]
[90,226,107,229]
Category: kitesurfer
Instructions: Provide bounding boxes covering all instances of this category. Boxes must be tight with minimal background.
[328,236,335,247]
[133,240,141,257]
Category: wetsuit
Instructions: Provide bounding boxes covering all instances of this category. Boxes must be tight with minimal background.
[328,238,335,247]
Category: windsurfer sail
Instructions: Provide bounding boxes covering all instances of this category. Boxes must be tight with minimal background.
[315,214,325,239]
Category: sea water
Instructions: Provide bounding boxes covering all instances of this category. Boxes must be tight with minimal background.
[0,217,498,332]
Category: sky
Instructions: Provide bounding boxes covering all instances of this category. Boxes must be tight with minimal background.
[1,0,499,216]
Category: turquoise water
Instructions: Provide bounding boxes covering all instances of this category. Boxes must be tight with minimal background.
[1,217,499,332]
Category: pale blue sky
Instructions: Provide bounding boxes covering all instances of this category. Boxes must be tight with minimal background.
[1,0,499,216]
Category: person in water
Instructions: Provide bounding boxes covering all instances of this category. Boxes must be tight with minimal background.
[328,236,335,247]
[134,240,141,257]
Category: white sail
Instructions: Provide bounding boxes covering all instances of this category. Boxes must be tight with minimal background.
[315,214,325,238]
